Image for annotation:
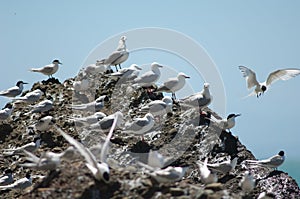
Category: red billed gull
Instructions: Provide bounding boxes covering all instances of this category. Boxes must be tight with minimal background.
[179,83,212,110]
[97,36,129,71]
[110,64,142,82]
[0,81,28,98]
[30,59,62,78]
[90,111,123,132]
[140,96,173,117]
[133,62,163,87]
[157,72,190,99]
[29,99,53,113]
[72,95,106,112]
[238,66,300,98]
[123,113,154,140]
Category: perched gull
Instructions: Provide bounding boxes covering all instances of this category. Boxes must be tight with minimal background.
[0,81,28,98]
[29,99,53,113]
[55,111,122,183]
[157,72,190,99]
[245,151,285,169]
[20,146,75,170]
[239,171,255,193]
[238,66,300,97]
[0,169,14,186]
[210,113,241,132]
[110,64,142,82]
[97,36,129,71]
[31,115,55,132]
[90,111,123,132]
[133,62,163,87]
[30,59,62,78]
[0,172,32,190]
[72,95,106,112]
[2,137,41,155]
[140,96,173,117]
[204,156,238,174]
[123,113,155,140]
[179,83,212,110]
[197,158,218,185]
[83,63,111,75]
[71,112,107,126]
[13,89,43,104]
[0,104,14,121]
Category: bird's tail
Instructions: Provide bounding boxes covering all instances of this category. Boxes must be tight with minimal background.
[29,68,40,72]
[241,91,256,99]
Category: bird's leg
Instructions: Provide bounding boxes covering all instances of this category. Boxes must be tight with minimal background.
[115,65,118,72]
[118,64,122,70]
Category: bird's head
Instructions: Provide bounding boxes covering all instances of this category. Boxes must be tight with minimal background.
[227,113,241,120]
[131,64,142,70]
[278,151,285,156]
[261,85,267,93]
[52,60,62,65]
[25,172,31,179]
[16,81,28,86]
[203,83,210,89]
[151,62,163,68]
[120,36,127,41]
[178,72,190,79]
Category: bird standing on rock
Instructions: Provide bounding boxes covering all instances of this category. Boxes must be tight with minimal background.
[0,81,28,98]
[97,36,129,71]
[245,151,285,170]
[210,113,241,132]
[30,59,62,78]
[157,72,190,99]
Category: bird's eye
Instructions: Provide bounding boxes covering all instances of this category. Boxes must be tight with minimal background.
[103,172,109,182]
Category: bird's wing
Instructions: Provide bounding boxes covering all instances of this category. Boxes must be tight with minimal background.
[158,78,177,91]
[100,113,119,163]
[55,126,98,169]
[135,71,157,83]
[38,65,54,73]
[238,66,259,89]
[259,155,282,166]
[105,51,124,65]
[266,68,300,86]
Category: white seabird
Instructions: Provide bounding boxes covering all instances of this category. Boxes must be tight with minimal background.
[204,156,238,174]
[123,113,155,140]
[20,146,75,170]
[197,158,218,185]
[31,115,55,132]
[245,151,285,169]
[110,64,142,82]
[210,113,241,132]
[0,169,14,186]
[0,104,14,121]
[0,172,32,190]
[133,62,163,87]
[29,99,53,113]
[179,82,212,110]
[71,112,107,126]
[2,137,41,155]
[13,89,43,104]
[147,166,188,183]
[0,81,28,98]
[239,171,255,193]
[157,72,190,99]
[72,95,106,112]
[55,111,122,183]
[30,59,62,78]
[147,150,172,169]
[97,36,129,71]
[140,96,173,117]
[238,66,300,97]
[90,111,123,132]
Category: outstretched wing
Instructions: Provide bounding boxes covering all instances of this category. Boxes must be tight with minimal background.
[238,66,259,89]
[266,68,300,86]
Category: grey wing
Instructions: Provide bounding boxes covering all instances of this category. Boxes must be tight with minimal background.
[161,78,178,90]
[260,155,283,167]
[99,118,114,130]
[40,65,54,73]
[238,66,259,89]
[135,71,157,83]
[266,68,300,86]
[106,51,124,65]
[127,119,149,131]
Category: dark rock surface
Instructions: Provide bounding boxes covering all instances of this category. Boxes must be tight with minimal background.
[0,71,299,199]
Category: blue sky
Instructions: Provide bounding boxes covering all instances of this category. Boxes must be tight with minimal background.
[1,1,300,182]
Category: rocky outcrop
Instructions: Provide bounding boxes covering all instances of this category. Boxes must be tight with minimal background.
[0,71,299,199]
